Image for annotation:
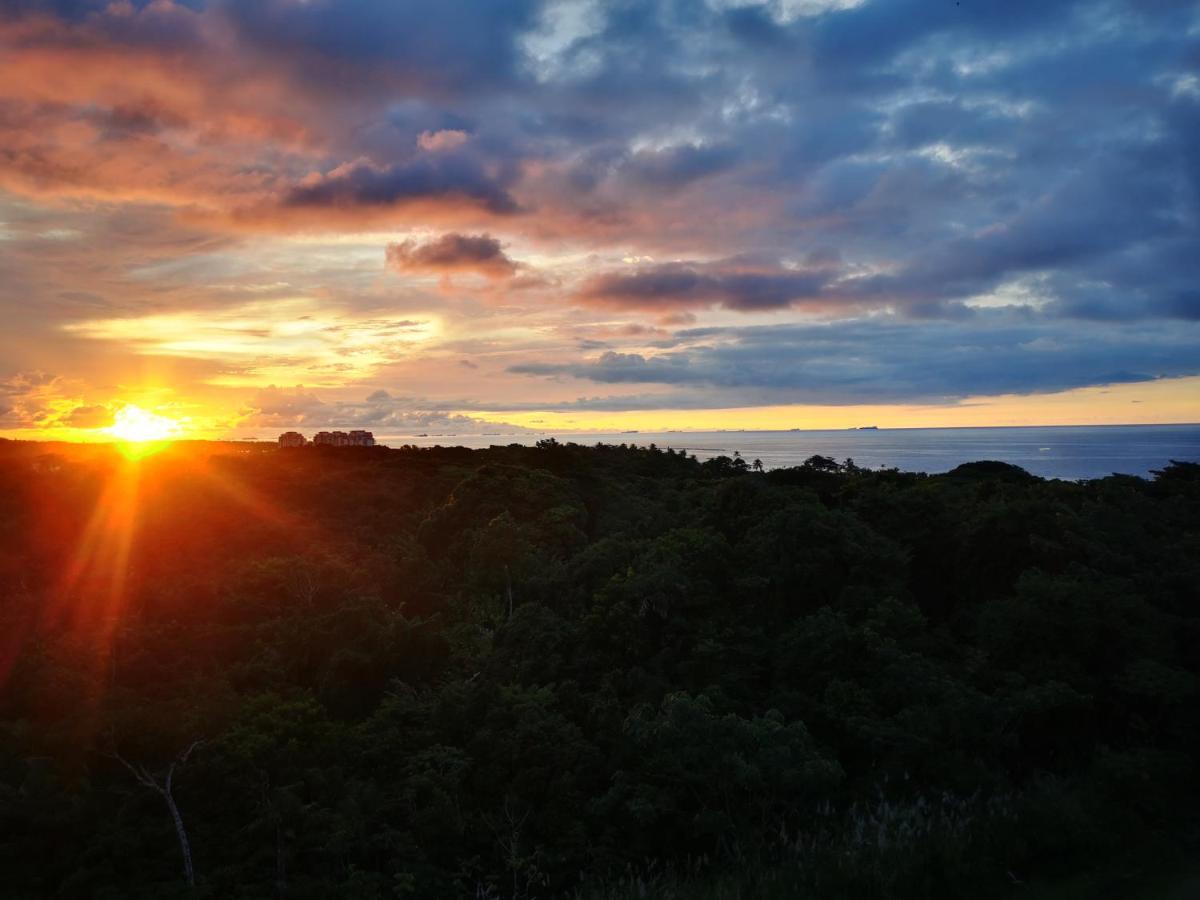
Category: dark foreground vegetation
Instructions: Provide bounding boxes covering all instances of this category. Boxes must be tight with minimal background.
[0,438,1197,898]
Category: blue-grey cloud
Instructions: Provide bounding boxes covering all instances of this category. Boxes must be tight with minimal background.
[282,156,520,216]
[577,258,837,311]
[510,316,1200,403]
[220,0,541,93]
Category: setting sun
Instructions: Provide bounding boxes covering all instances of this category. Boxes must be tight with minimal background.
[106,405,184,449]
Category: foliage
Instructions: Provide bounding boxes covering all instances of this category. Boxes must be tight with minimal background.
[0,441,1197,897]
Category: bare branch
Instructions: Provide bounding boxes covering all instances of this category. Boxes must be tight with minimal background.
[178,739,206,766]
[110,739,205,889]
[111,751,161,794]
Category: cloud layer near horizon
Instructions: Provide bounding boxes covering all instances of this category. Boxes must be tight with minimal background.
[0,0,1197,433]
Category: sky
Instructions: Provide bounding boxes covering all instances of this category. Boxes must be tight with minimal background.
[0,0,1198,440]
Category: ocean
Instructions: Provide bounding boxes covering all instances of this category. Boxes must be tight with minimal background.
[375,424,1200,481]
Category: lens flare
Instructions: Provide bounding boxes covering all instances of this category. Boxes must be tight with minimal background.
[106,405,183,457]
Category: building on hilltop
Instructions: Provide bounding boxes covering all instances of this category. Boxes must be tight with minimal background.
[312,430,348,446]
[279,429,375,447]
[278,431,306,448]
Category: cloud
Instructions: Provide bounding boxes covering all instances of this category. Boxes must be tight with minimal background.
[60,403,113,428]
[577,257,838,312]
[240,385,532,434]
[386,233,518,280]
[418,129,470,152]
[222,0,541,93]
[0,371,89,429]
[828,154,1188,311]
[3,0,1199,431]
[514,350,692,384]
[2,0,1195,274]
[510,315,1200,403]
[63,298,437,388]
[563,142,741,196]
[623,143,740,191]
[239,385,327,426]
[278,156,521,219]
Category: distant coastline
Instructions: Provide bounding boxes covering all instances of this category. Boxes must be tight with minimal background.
[366,423,1200,482]
[4,424,1200,483]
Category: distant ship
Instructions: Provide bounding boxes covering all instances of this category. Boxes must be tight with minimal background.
[856,426,879,430]
[622,430,639,434]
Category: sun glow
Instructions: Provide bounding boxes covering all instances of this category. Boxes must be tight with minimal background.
[106,405,183,457]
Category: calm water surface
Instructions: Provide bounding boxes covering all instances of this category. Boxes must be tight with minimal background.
[375,424,1200,481]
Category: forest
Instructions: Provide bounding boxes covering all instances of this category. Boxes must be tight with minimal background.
[0,437,1197,898]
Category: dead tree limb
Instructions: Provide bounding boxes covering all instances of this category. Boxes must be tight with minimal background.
[113,739,205,889]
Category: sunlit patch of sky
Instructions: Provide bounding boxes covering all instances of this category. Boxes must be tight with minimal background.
[63,299,442,388]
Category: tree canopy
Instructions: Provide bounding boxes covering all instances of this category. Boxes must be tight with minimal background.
[0,440,1197,897]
